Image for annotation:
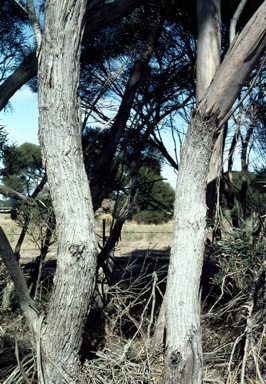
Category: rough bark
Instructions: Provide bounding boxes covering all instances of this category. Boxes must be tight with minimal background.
[161,2,266,383]
[37,1,97,382]
[162,113,217,383]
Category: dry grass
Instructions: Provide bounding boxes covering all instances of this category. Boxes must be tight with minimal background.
[96,219,173,256]
[0,214,173,262]
[0,214,57,263]
[0,215,40,260]
[2,216,264,383]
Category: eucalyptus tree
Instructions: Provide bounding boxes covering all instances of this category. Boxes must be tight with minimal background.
[0,1,264,383]
[0,0,146,111]
[161,1,266,382]
[0,0,156,382]
[2,142,44,195]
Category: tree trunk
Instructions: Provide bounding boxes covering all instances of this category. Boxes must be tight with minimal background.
[162,113,217,383]
[196,0,221,102]
[37,1,97,382]
[198,0,222,224]
[161,1,266,383]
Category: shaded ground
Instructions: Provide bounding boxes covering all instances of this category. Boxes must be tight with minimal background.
[3,217,261,383]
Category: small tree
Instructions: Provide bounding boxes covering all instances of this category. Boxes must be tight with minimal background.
[2,142,43,195]
[133,171,175,224]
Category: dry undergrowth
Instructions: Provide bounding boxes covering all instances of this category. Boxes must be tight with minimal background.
[0,217,265,383]
[1,258,265,383]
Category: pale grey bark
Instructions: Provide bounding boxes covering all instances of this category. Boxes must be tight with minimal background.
[0,0,148,382]
[196,0,221,102]
[161,1,266,383]
[207,0,266,218]
[26,0,42,46]
[202,1,266,119]
[197,0,222,218]
[0,185,31,203]
[229,0,249,45]
[36,0,97,382]
[162,113,216,383]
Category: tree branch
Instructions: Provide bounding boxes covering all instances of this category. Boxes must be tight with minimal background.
[219,55,266,128]
[229,0,249,45]
[0,185,32,203]
[0,227,38,324]
[0,0,145,112]
[196,0,221,101]
[27,0,42,47]
[84,0,144,34]
[14,174,47,260]
[0,51,37,111]
[202,1,266,119]
[14,0,28,14]
[90,11,164,205]
[150,134,179,170]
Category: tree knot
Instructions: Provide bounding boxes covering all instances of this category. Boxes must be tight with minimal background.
[170,350,181,364]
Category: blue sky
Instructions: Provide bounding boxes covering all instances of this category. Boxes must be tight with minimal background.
[0,86,39,145]
[0,86,177,188]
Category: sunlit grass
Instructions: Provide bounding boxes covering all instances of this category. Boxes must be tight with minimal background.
[96,219,173,255]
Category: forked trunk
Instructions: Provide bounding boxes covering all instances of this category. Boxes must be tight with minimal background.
[161,1,266,382]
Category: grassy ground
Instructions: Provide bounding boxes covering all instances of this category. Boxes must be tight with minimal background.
[0,215,41,261]
[0,214,173,261]
[1,215,265,383]
[96,219,173,256]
